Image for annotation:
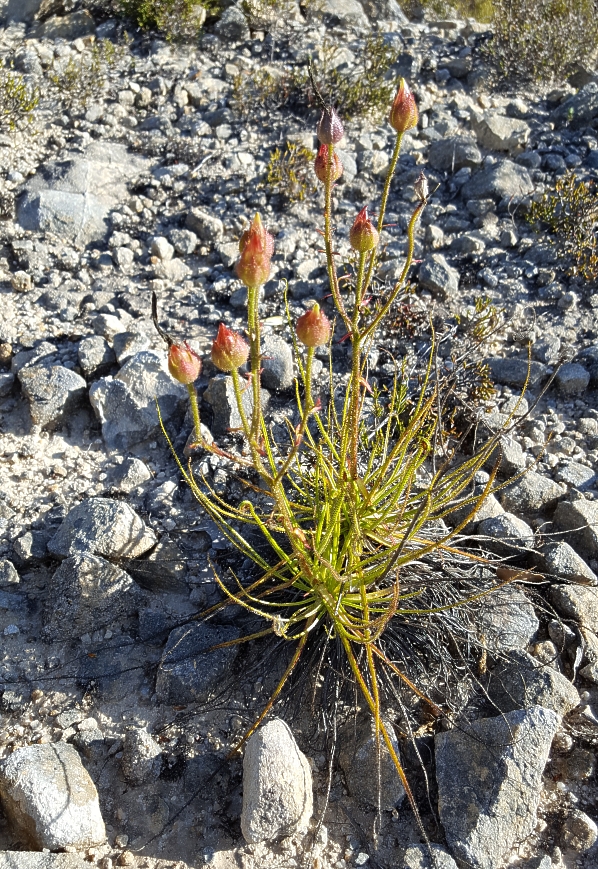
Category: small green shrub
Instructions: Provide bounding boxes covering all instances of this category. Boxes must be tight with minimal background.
[264,142,316,202]
[0,67,39,134]
[401,0,493,21]
[47,39,130,111]
[118,0,219,40]
[528,171,598,283]
[232,33,401,123]
[483,0,598,83]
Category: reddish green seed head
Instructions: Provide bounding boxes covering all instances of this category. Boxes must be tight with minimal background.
[314,144,343,183]
[389,78,418,133]
[296,303,331,348]
[317,106,344,145]
[235,212,274,288]
[349,206,379,253]
[211,324,250,372]
[168,342,202,385]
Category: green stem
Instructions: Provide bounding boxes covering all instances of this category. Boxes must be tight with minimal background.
[362,201,425,342]
[247,284,262,444]
[362,131,404,299]
[186,383,202,444]
[304,346,315,413]
[324,146,352,334]
[231,366,271,484]
[273,347,315,486]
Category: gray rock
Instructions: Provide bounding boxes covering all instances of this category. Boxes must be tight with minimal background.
[401,844,458,869]
[169,228,198,255]
[13,530,49,562]
[204,374,269,437]
[553,498,598,558]
[555,461,596,491]
[241,718,313,844]
[339,712,405,810]
[320,0,370,29]
[553,82,598,128]
[108,457,153,494]
[261,335,294,391]
[0,855,90,869]
[155,622,240,705]
[559,808,598,851]
[500,471,564,513]
[471,112,531,153]
[541,542,597,585]
[77,336,115,378]
[428,136,483,174]
[0,372,15,397]
[486,356,547,389]
[361,0,407,22]
[217,241,240,268]
[89,350,188,451]
[461,160,534,201]
[112,330,151,366]
[18,365,87,430]
[476,585,539,652]
[31,10,96,40]
[150,236,174,261]
[435,706,559,869]
[0,743,106,850]
[5,0,44,23]
[418,253,459,299]
[48,497,156,560]
[185,207,224,243]
[486,435,526,477]
[16,143,148,248]
[548,584,598,631]
[121,727,162,786]
[43,554,140,641]
[0,560,20,586]
[554,362,590,395]
[488,649,580,716]
[477,512,535,557]
[214,4,250,41]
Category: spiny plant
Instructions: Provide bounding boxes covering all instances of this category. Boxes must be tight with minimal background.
[47,38,131,111]
[0,66,39,134]
[118,0,219,40]
[528,171,598,284]
[264,142,317,203]
[401,0,494,21]
[483,0,598,83]
[154,77,529,853]
[232,33,401,123]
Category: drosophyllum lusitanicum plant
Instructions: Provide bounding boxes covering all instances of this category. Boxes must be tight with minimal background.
[154,78,525,844]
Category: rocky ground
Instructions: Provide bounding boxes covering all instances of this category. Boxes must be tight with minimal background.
[0,1,598,868]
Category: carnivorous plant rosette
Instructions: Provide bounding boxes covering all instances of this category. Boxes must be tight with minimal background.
[153,75,530,850]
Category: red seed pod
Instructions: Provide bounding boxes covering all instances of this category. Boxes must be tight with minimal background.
[349,206,379,253]
[317,106,344,145]
[211,324,250,372]
[236,213,274,288]
[168,342,202,385]
[389,78,418,133]
[314,144,343,183]
[296,303,331,348]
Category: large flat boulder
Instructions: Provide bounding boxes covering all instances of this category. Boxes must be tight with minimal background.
[16,142,149,248]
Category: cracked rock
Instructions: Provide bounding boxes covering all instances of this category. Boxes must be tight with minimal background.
[435,706,559,869]
[241,718,313,844]
[47,497,157,560]
[0,743,106,850]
